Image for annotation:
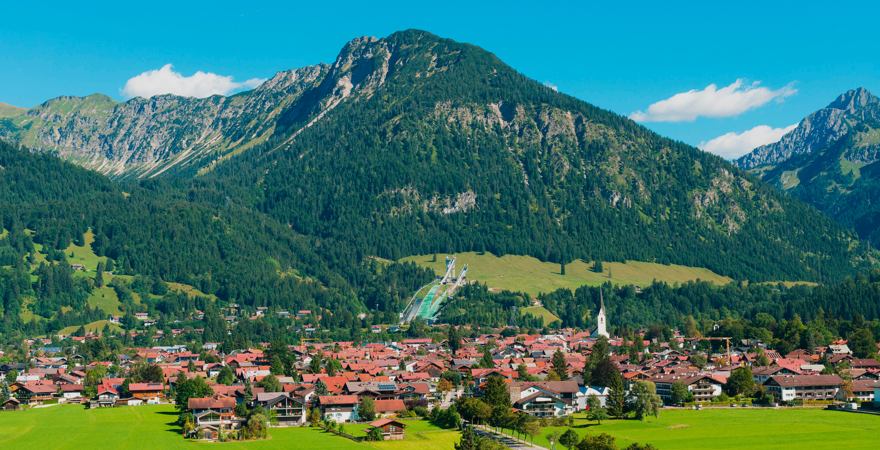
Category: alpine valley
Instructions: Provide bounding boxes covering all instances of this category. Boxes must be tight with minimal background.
[0,30,877,342]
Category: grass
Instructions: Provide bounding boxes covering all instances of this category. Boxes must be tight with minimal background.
[532,409,880,450]
[58,320,122,336]
[780,170,801,190]
[166,282,217,300]
[521,305,560,325]
[400,252,732,297]
[0,405,456,450]
[64,229,107,272]
[87,286,122,315]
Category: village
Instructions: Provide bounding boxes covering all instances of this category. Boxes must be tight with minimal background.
[2,298,879,449]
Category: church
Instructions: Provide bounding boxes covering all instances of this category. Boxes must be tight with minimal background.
[592,290,610,338]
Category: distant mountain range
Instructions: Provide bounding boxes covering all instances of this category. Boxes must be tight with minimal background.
[737,88,880,245]
[0,30,868,282]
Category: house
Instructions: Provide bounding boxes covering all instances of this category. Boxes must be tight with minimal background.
[367,418,407,440]
[764,375,842,402]
[509,380,584,416]
[848,380,880,402]
[374,399,407,417]
[2,397,20,411]
[651,374,724,403]
[11,381,56,405]
[92,385,120,408]
[188,396,241,439]
[318,395,359,422]
[254,392,306,426]
[513,391,568,417]
[127,383,165,403]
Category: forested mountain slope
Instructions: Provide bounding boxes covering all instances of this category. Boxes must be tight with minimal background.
[0,30,868,283]
[0,140,405,338]
[202,30,865,282]
[737,88,880,246]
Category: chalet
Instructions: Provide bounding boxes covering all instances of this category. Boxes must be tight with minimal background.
[374,399,407,417]
[58,383,85,401]
[11,381,56,405]
[344,381,398,400]
[254,392,306,425]
[651,374,724,403]
[509,380,584,416]
[764,374,842,402]
[848,380,880,402]
[2,397,21,411]
[367,418,407,440]
[93,385,120,408]
[127,383,165,403]
[318,395,359,422]
[188,396,241,439]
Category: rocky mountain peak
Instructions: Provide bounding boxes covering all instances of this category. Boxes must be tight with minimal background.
[828,87,878,113]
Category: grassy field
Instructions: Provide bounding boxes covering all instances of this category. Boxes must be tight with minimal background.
[532,408,880,450]
[87,286,122,315]
[400,252,732,297]
[64,229,107,272]
[58,320,122,336]
[520,305,560,325]
[0,404,456,450]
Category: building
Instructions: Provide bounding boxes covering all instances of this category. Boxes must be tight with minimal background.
[188,396,241,439]
[318,395,359,422]
[848,380,880,402]
[127,383,165,403]
[764,375,842,402]
[509,381,584,417]
[254,392,306,425]
[593,290,609,339]
[651,374,724,403]
[367,418,407,440]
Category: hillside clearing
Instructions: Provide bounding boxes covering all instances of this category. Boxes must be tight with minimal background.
[400,252,732,297]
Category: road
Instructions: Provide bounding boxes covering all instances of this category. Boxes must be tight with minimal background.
[473,425,547,450]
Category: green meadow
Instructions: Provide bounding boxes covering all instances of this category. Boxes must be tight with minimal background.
[3,404,877,449]
[400,252,732,297]
[0,405,455,450]
[533,408,880,450]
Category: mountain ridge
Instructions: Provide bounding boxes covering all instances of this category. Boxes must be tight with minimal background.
[736,87,880,246]
[0,30,869,282]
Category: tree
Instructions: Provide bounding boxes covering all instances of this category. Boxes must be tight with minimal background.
[576,433,616,450]
[670,381,692,406]
[438,378,454,394]
[457,397,492,425]
[592,261,604,273]
[448,326,462,355]
[309,355,323,374]
[257,374,282,392]
[552,349,568,380]
[174,376,212,410]
[217,366,235,385]
[270,356,285,375]
[308,407,322,426]
[607,371,625,419]
[455,425,480,450]
[242,412,269,440]
[325,358,342,376]
[522,417,541,443]
[95,261,105,287]
[629,381,661,421]
[560,261,566,276]
[360,397,377,421]
[725,367,755,397]
[479,347,495,369]
[483,375,511,409]
[4,369,18,384]
[586,394,608,424]
[849,328,876,358]
[559,429,580,449]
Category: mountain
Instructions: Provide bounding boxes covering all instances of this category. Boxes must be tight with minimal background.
[736,88,880,245]
[0,30,868,282]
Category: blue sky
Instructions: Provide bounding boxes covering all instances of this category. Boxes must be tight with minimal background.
[2,1,878,157]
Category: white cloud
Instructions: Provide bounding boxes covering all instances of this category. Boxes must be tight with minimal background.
[630,79,796,122]
[121,64,265,99]
[544,81,559,92]
[699,124,798,159]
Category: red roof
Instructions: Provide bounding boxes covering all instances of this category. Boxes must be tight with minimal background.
[188,396,236,410]
[374,399,406,413]
[318,395,359,405]
[369,418,407,428]
[128,383,164,392]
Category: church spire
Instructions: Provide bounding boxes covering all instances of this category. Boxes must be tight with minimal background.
[595,287,609,338]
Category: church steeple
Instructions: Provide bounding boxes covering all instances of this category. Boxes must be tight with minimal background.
[595,287,609,338]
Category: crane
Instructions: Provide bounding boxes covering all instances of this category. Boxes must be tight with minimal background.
[689,336,734,367]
